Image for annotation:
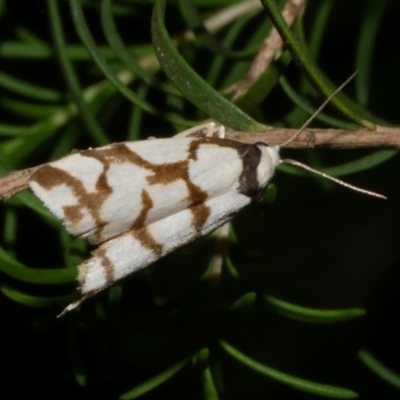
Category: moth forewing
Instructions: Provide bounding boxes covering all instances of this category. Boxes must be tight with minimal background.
[66,189,253,314]
[0,131,280,314]
[27,137,264,243]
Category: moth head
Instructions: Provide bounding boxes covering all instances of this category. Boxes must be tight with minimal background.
[255,143,280,189]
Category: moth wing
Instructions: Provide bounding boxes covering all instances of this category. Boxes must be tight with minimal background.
[61,190,251,314]
[29,137,248,244]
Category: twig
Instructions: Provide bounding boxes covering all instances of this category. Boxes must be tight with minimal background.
[233,0,307,100]
[0,166,42,201]
[226,125,400,149]
[178,0,263,42]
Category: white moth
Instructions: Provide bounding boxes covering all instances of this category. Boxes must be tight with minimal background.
[0,116,384,315]
[0,123,282,314]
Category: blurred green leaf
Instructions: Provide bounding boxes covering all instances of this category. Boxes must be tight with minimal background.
[261,0,379,128]
[0,245,76,284]
[119,356,191,399]
[229,292,256,311]
[263,295,366,323]
[221,341,358,398]
[0,71,63,101]
[355,0,388,105]
[358,350,400,389]
[48,0,109,145]
[152,0,267,131]
[1,284,74,308]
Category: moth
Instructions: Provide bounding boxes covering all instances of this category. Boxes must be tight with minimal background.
[0,121,384,315]
[0,123,284,314]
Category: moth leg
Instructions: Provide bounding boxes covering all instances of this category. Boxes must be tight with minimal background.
[216,125,226,138]
[204,122,217,137]
[204,123,224,138]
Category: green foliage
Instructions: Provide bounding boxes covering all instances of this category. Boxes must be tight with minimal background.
[0,0,399,399]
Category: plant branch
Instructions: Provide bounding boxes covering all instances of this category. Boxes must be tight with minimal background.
[233,0,307,100]
[226,125,400,149]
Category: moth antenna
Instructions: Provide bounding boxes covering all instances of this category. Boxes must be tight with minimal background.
[278,72,385,200]
[280,71,358,148]
[281,158,386,200]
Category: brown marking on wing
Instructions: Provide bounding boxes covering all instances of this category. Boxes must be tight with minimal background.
[146,161,187,186]
[81,144,159,241]
[78,247,115,291]
[33,137,262,243]
[191,202,211,233]
[96,247,116,285]
[32,165,74,190]
[83,143,154,169]
[63,204,84,223]
[188,136,252,155]
[81,138,256,238]
[132,227,163,257]
[131,190,153,230]
[32,165,112,242]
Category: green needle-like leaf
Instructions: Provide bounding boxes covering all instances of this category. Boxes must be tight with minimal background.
[152,0,267,132]
[0,245,76,284]
[355,0,388,105]
[358,350,400,389]
[0,71,62,102]
[70,0,158,115]
[100,0,155,85]
[119,356,191,399]
[1,285,75,308]
[221,341,358,398]
[261,0,377,129]
[48,0,109,145]
[264,295,366,323]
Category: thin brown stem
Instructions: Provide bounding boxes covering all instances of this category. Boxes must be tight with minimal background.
[226,126,400,149]
[233,0,307,100]
[0,166,42,200]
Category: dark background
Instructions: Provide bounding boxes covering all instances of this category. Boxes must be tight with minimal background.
[1,1,399,399]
